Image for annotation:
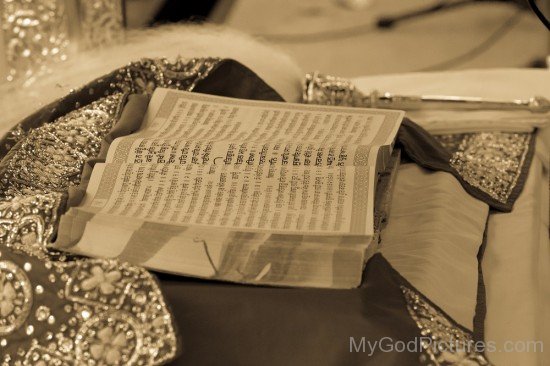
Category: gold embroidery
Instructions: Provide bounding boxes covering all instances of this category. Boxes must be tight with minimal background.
[0,94,124,198]
[115,57,220,95]
[437,133,531,203]
[0,261,33,335]
[401,286,491,366]
[0,57,223,364]
[0,193,61,258]
[0,250,177,365]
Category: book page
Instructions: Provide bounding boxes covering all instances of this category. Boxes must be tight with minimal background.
[80,161,371,235]
[106,89,403,168]
[59,210,368,288]
[81,89,402,236]
[56,88,404,288]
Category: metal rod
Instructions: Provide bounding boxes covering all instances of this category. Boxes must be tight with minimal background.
[304,72,550,113]
[366,90,550,113]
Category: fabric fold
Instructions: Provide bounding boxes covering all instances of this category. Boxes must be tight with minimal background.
[379,163,489,330]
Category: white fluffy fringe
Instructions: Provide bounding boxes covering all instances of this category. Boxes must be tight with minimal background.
[0,24,303,135]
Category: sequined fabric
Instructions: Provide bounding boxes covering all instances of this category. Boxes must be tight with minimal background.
[0,57,222,364]
[0,57,220,158]
[0,93,124,198]
[117,57,220,95]
[0,234,178,365]
[2,124,25,152]
[0,191,179,365]
[434,133,532,204]
[401,286,492,366]
[0,192,61,260]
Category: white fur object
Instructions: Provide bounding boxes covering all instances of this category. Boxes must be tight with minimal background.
[0,24,303,135]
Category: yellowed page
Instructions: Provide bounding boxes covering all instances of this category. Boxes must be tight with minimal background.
[106,88,403,167]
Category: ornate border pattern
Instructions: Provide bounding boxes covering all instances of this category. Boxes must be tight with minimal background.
[0,57,222,364]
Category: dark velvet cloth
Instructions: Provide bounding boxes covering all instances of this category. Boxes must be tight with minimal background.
[192,59,284,103]
[161,254,423,366]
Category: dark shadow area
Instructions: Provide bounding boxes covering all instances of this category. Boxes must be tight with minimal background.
[151,0,220,24]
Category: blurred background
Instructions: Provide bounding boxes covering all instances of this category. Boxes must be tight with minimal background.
[0,0,548,83]
[126,0,550,76]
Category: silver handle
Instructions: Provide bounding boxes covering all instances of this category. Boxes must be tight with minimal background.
[368,90,550,113]
[303,72,550,113]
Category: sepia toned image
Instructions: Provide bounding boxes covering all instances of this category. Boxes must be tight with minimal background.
[0,0,548,365]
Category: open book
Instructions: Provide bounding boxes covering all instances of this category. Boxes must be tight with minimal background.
[56,88,404,288]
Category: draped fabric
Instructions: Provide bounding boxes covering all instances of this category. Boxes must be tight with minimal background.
[0,58,524,365]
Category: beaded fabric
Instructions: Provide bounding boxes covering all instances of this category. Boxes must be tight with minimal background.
[401,286,492,366]
[0,57,221,365]
[0,94,124,199]
[0,57,220,158]
[434,133,532,204]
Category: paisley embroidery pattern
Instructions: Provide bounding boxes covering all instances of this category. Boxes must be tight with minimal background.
[0,192,177,364]
[0,248,177,365]
[401,286,492,366]
[0,94,124,198]
[0,57,223,364]
[0,261,33,336]
[0,193,61,259]
[117,57,220,95]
